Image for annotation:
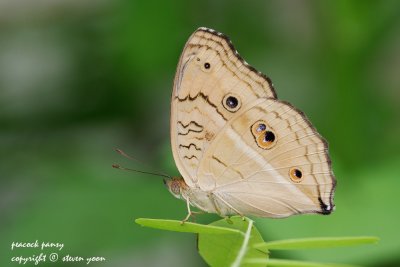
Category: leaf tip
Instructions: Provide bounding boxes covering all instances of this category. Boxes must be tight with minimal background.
[134,218,145,226]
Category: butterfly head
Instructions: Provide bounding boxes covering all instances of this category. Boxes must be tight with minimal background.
[163,177,188,199]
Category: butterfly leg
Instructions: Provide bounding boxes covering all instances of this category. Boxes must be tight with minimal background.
[181,197,203,224]
[224,216,233,224]
[208,193,224,216]
[180,197,191,224]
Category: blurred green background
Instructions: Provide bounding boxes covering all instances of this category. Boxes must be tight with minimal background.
[1,1,400,266]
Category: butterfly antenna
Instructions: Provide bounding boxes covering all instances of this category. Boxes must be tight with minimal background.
[114,148,171,178]
[115,148,139,162]
[112,164,172,179]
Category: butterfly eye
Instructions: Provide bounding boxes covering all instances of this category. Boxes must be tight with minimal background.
[289,168,303,183]
[171,181,181,195]
[256,124,266,132]
[258,131,276,148]
[226,96,238,108]
[201,61,212,73]
[251,120,277,149]
[255,130,277,149]
[251,120,267,135]
[222,94,241,112]
[250,120,277,149]
[263,131,275,142]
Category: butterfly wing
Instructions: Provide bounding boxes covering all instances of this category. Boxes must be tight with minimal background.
[171,27,336,217]
[197,98,336,217]
[171,27,276,188]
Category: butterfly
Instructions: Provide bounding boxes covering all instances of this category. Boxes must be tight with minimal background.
[164,27,336,221]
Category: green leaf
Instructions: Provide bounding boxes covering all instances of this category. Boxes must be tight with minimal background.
[135,218,241,234]
[244,258,361,267]
[198,217,268,267]
[254,236,379,250]
[136,218,378,266]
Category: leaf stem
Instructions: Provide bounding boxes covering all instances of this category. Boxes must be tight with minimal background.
[231,218,253,267]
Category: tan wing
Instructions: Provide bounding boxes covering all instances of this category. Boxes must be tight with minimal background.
[197,98,336,218]
[171,27,276,188]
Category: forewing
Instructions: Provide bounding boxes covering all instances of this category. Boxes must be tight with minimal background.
[171,28,276,187]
